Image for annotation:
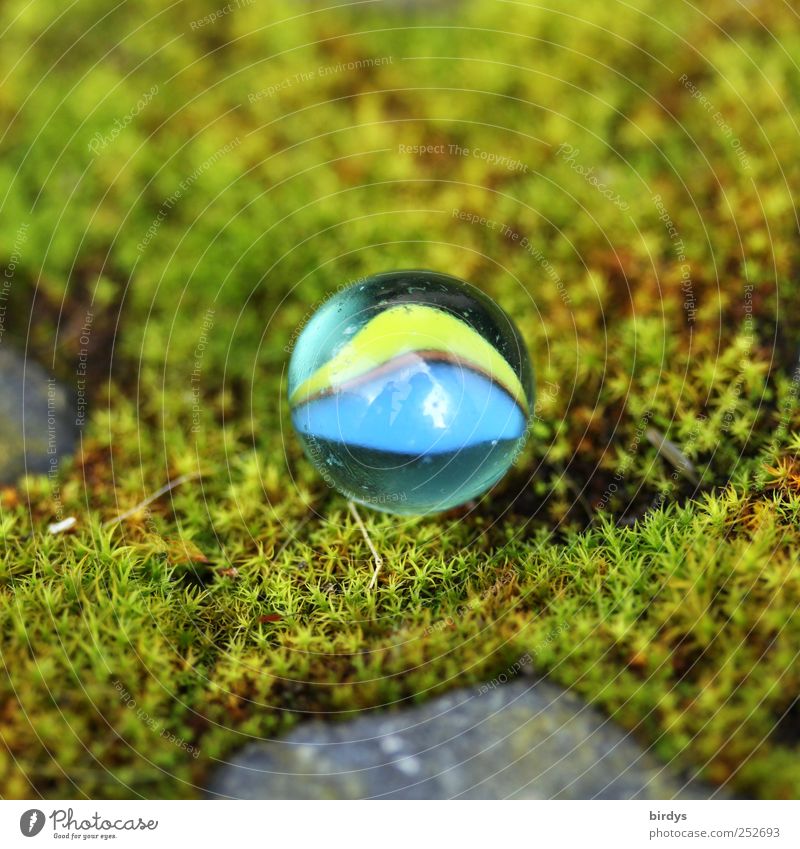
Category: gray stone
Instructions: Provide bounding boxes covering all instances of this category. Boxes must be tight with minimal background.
[0,348,75,484]
[208,679,717,799]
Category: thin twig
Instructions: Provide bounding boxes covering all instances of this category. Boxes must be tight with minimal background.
[48,516,77,535]
[348,500,384,589]
[103,472,203,528]
[645,427,700,486]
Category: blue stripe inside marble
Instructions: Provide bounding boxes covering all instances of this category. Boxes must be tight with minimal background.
[292,360,527,455]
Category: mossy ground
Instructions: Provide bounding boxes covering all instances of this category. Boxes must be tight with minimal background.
[1,0,800,798]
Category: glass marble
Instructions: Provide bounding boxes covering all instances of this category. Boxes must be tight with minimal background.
[287,270,534,514]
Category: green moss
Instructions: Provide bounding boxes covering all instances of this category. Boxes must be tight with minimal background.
[1,0,799,799]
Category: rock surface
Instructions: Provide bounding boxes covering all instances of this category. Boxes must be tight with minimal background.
[0,348,75,484]
[208,679,717,799]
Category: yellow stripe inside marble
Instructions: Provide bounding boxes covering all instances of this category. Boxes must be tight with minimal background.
[289,304,528,412]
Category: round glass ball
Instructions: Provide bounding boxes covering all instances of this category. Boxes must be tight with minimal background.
[287,270,534,514]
